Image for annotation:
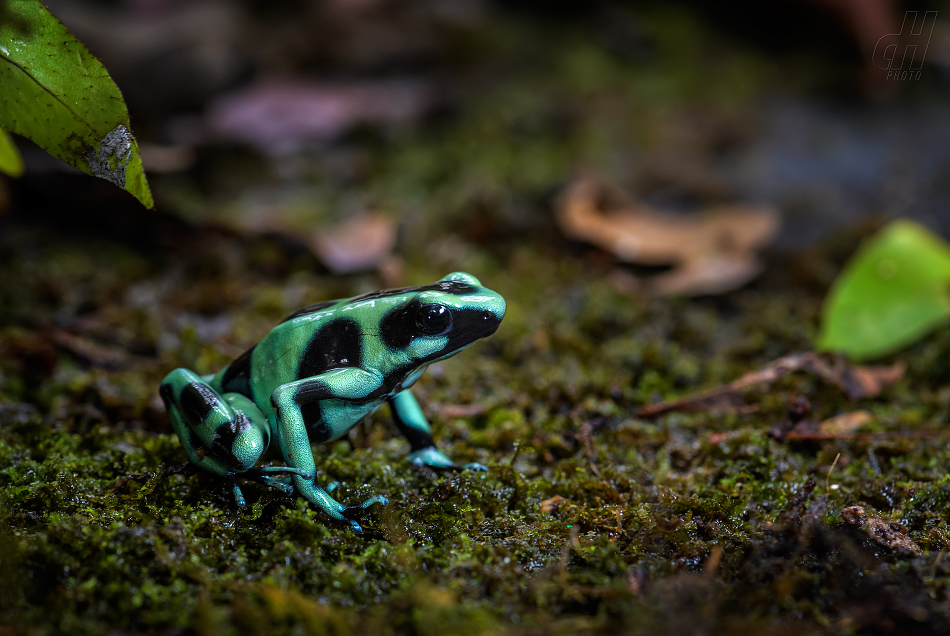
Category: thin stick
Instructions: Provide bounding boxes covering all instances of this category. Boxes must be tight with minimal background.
[826,452,841,493]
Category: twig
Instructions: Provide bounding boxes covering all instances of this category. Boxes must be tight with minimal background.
[825,452,841,494]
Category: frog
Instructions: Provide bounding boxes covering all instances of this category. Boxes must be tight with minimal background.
[159,272,505,532]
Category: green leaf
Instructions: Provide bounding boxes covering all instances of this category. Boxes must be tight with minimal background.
[0,0,153,207]
[0,128,23,177]
[817,220,950,360]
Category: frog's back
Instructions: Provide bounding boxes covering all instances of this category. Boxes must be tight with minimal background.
[210,298,347,402]
[212,274,504,422]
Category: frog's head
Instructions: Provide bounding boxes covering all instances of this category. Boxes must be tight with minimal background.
[362,272,505,368]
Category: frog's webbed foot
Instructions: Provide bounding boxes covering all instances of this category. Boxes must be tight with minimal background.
[409,446,487,472]
[292,476,388,533]
[339,495,390,533]
[243,466,314,496]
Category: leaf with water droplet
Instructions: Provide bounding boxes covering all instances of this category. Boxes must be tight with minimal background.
[817,220,950,360]
[0,0,153,207]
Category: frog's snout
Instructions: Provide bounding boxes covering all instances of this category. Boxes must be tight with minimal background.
[480,291,506,335]
[479,309,502,336]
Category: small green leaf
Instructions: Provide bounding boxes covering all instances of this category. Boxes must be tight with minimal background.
[817,220,950,360]
[0,128,23,177]
[0,0,153,207]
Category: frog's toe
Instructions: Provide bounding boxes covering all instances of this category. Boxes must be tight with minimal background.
[339,495,388,521]
[462,462,488,472]
[346,519,364,534]
[253,475,295,495]
[325,481,340,494]
[352,494,389,511]
[408,446,456,470]
[231,480,248,507]
[255,466,314,480]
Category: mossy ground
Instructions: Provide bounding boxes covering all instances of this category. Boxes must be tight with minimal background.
[3,7,950,636]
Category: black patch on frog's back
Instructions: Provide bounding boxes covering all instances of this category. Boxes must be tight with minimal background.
[179,383,218,423]
[159,382,175,408]
[348,281,475,304]
[281,300,339,324]
[220,345,255,396]
[298,318,363,379]
[379,299,421,350]
[210,411,252,465]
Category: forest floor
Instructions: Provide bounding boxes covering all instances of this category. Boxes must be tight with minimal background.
[3,5,950,635]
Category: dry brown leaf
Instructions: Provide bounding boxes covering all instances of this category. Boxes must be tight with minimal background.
[46,329,136,370]
[206,79,439,155]
[311,214,397,274]
[819,410,872,436]
[540,495,567,514]
[557,177,779,296]
[636,352,904,419]
[438,404,486,419]
[841,505,922,555]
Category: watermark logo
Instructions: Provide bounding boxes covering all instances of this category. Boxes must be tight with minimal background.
[872,11,938,81]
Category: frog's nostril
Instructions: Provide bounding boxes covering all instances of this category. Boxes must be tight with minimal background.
[481,310,501,334]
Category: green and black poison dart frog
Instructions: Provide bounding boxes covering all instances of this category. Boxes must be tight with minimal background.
[159,272,505,532]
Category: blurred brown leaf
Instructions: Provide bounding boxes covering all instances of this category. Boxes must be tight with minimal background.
[312,214,397,274]
[637,353,904,418]
[206,79,439,155]
[540,495,567,513]
[557,178,779,296]
[819,410,872,435]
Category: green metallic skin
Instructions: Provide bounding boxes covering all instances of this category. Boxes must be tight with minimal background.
[159,272,506,532]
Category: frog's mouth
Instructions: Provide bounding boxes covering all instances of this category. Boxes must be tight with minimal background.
[437,306,504,357]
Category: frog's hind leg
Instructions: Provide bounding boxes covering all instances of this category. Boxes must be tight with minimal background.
[159,369,310,506]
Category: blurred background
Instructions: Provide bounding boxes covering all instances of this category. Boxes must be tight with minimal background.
[4,0,950,433]
[8,0,950,252]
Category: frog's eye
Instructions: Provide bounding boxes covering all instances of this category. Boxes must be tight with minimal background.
[416,304,452,335]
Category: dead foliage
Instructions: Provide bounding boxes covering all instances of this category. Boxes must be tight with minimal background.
[311,213,397,275]
[637,352,905,418]
[556,177,779,296]
[841,505,922,555]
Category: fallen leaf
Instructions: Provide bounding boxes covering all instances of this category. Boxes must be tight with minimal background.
[438,404,486,419]
[206,79,439,155]
[707,431,735,445]
[540,495,567,513]
[819,410,872,436]
[557,177,779,296]
[46,328,140,371]
[818,220,950,360]
[636,352,904,418]
[841,505,922,555]
[311,214,397,274]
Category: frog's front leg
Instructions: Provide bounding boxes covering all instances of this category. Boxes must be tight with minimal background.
[389,389,487,472]
[160,369,311,506]
[270,368,389,532]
